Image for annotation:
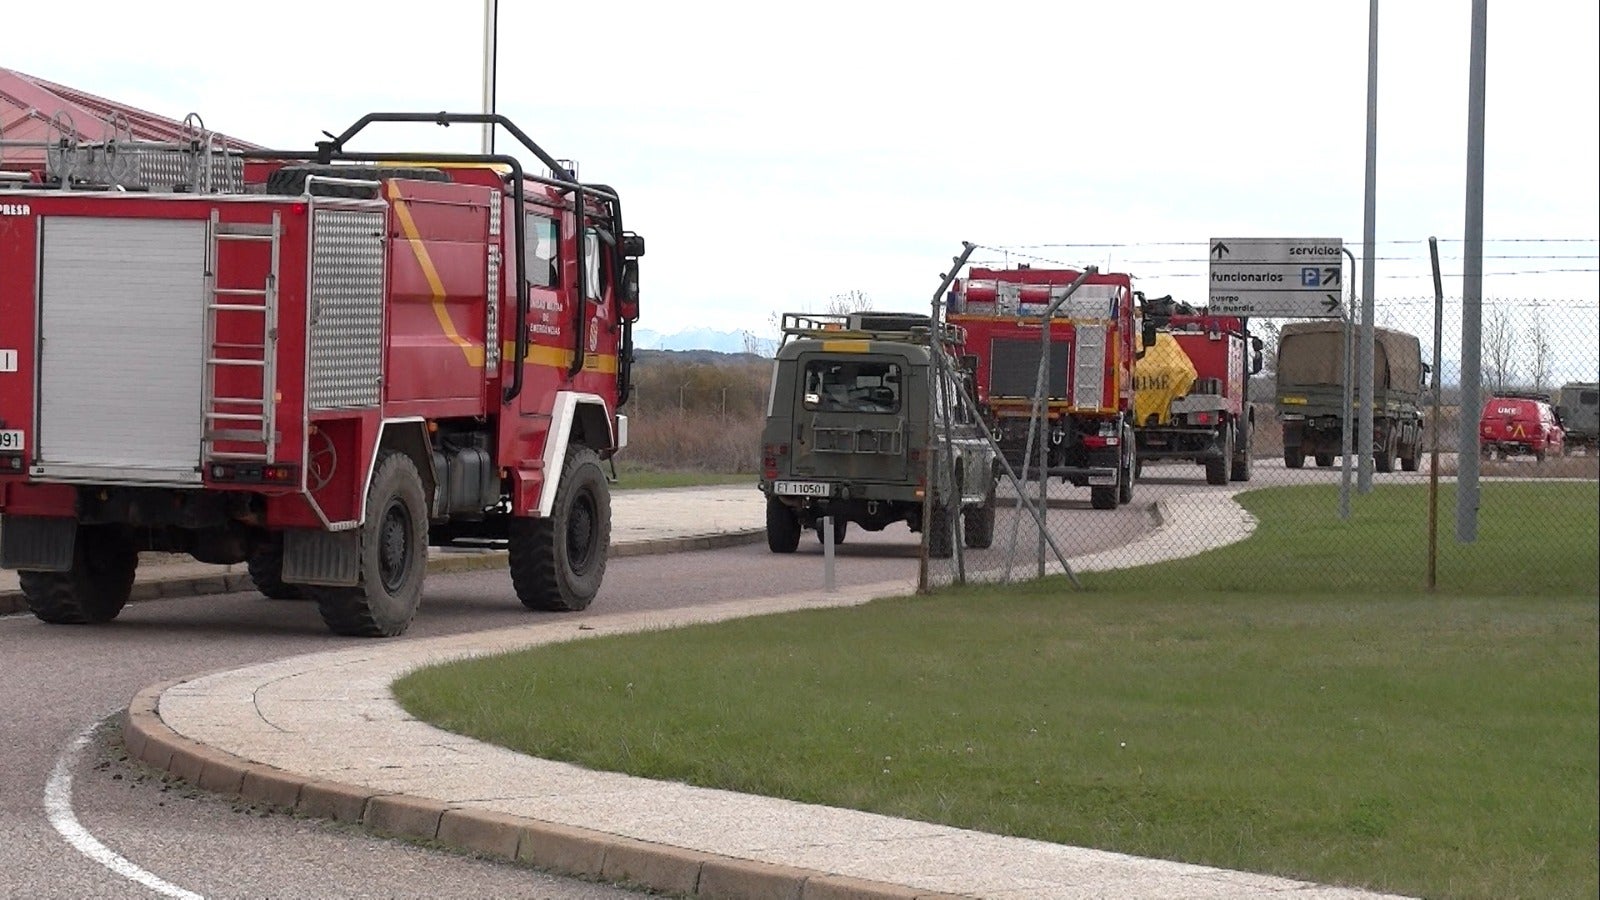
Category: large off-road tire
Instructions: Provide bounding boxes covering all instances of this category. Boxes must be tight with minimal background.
[964,483,996,550]
[927,502,955,559]
[1230,422,1252,482]
[766,496,801,553]
[1401,444,1421,472]
[264,164,449,198]
[1284,448,1305,469]
[814,517,848,545]
[20,526,138,625]
[1374,431,1396,473]
[247,536,303,600]
[311,452,428,637]
[1315,453,1336,468]
[1205,428,1233,485]
[1118,426,1137,504]
[509,445,610,611]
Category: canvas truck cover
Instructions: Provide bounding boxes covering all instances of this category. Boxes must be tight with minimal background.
[1277,322,1422,393]
[1133,332,1198,426]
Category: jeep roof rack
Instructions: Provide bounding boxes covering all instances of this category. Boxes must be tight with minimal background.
[779,311,967,348]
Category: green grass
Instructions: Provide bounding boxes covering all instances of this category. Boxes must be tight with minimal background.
[610,461,752,490]
[396,482,1599,900]
[1085,481,1600,596]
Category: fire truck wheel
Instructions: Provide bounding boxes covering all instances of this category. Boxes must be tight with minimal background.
[510,445,611,610]
[1284,448,1306,469]
[813,517,848,545]
[963,486,996,550]
[927,502,954,559]
[1205,429,1234,486]
[247,537,303,601]
[1118,426,1136,504]
[20,526,138,625]
[1315,453,1336,468]
[765,497,801,553]
[1230,423,1252,482]
[313,452,427,637]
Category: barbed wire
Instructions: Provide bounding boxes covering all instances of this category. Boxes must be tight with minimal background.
[1000,238,1598,249]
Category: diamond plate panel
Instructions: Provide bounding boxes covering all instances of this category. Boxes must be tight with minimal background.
[309,209,386,410]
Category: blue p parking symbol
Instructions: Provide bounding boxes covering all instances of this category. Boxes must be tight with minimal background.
[1300,267,1320,287]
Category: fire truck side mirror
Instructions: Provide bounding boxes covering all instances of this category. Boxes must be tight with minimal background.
[621,232,646,259]
[620,259,641,322]
[1250,336,1265,375]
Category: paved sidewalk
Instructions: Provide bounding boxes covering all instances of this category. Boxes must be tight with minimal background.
[107,485,1410,899]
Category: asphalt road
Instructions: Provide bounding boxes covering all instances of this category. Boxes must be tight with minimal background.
[0,474,1208,899]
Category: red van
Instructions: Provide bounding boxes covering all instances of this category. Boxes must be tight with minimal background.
[1480,395,1565,461]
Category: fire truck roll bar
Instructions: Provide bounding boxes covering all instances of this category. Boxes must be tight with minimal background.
[246,112,634,405]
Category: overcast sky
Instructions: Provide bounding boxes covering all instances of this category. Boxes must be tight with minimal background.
[8,1,1597,371]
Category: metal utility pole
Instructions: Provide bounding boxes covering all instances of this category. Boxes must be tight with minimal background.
[1358,0,1379,493]
[480,0,499,154]
[1458,0,1488,542]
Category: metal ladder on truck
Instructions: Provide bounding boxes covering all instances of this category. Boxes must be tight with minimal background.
[202,210,281,464]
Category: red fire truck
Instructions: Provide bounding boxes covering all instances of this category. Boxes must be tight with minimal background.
[945,266,1147,510]
[0,112,644,636]
[1131,297,1262,484]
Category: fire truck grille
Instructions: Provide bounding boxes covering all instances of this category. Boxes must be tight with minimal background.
[308,209,386,409]
[989,338,1068,400]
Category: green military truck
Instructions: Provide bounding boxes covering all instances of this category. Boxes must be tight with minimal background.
[1276,322,1426,472]
[1557,381,1599,455]
[759,312,998,558]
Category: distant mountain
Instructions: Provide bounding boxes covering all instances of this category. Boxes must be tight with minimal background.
[633,327,767,354]
[632,327,783,356]
[634,348,769,367]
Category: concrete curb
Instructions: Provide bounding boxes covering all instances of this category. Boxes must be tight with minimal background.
[121,681,962,900]
[0,529,765,617]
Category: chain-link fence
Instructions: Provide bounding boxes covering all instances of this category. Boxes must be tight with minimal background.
[923,294,1600,593]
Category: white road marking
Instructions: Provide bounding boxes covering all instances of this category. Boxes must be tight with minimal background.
[46,716,205,900]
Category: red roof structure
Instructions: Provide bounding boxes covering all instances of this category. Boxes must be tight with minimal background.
[0,67,258,174]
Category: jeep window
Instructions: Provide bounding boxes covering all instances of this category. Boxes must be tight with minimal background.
[803,360,901,413]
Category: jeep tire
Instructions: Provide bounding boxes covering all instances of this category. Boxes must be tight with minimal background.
[766,496,801,553]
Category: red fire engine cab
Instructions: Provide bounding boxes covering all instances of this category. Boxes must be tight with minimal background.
[946,266,1148,510]
[0,112,644,636]
[1132,296,1262,484]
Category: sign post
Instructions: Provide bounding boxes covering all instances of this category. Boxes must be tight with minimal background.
[1208,237,1346,318]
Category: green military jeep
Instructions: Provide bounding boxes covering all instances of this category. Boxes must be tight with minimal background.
[759,312,998,558]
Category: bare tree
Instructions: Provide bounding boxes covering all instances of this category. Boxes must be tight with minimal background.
[1528,310,1553,394]
[826,290,873,315]
[741,329,775,357]
[1251,318,1283,376]
[1483,304,1519,394]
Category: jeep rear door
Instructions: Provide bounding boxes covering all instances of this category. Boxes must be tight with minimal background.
[789,355,909,482]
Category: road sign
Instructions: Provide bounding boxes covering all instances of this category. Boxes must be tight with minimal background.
[1208,237,1346,318]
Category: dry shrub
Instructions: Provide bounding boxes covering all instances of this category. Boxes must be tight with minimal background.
[626,409,764,473]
